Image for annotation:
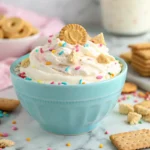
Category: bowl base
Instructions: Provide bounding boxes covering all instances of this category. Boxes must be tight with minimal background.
[40,123,100,136]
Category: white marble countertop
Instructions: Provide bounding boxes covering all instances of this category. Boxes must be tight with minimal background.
[0,28,150,150]
[1,89,150,150]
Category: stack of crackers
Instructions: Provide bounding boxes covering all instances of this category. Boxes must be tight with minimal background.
[129,43,150,77]
[120,43,150,77]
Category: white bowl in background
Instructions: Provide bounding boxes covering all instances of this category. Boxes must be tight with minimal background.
[0,33,40,60]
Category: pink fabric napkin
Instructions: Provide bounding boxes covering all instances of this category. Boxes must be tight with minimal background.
[0,3,64,91]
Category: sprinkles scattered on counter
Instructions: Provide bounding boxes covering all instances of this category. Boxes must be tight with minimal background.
[99,144,103,148]
[65,66,70,72]
[2,133,9,137]
[96,75,103,80]
[66,143,71,147]
[75,66,81,70]
[47,148,52,150]
[12,120,16,124]
[12,126,18,131]
[26,138,31,142]
[58,51,64,55]
[105,131,109,134]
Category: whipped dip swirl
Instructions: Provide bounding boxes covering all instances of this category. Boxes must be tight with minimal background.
[20,34,122,85]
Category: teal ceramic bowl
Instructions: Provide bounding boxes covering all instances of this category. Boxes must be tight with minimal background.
[10,55,127,135]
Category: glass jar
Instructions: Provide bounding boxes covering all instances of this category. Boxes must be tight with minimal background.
[100,0,150,35]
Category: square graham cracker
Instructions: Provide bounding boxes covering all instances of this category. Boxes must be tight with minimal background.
[132,49,150,60]
[110,129,150,150]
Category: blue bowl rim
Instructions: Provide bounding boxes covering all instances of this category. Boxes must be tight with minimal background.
[10,54,127,88]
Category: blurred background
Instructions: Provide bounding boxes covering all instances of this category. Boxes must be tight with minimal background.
[1,0,101,25]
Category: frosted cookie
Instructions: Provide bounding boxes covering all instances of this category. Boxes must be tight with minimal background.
[119,103,134,115]
[127,112,142,125]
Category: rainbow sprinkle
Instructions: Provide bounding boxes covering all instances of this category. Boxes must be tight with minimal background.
[96,75,103,79]
[35,49,39,52]
[58,43,62,46]
[75,66,81,70]
[45,61,52,65]
[65,66,70,72]
[82,82,86,84]
[25,77,32,81]
[51,50,56,54]
[58,51,64,55]
[79,79,82,84]
[51,81,55,84]
[84,43,89,47]
[62,42,67,47]
[49,35,53,38]
[99,44,103,47]
[62,82,67,85]
[48,39,52,43]
[40,48,44,53]
[37,80,42,83]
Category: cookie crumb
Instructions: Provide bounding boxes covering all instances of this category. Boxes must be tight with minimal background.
[119,103,134,115]
[127,112,142,125]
